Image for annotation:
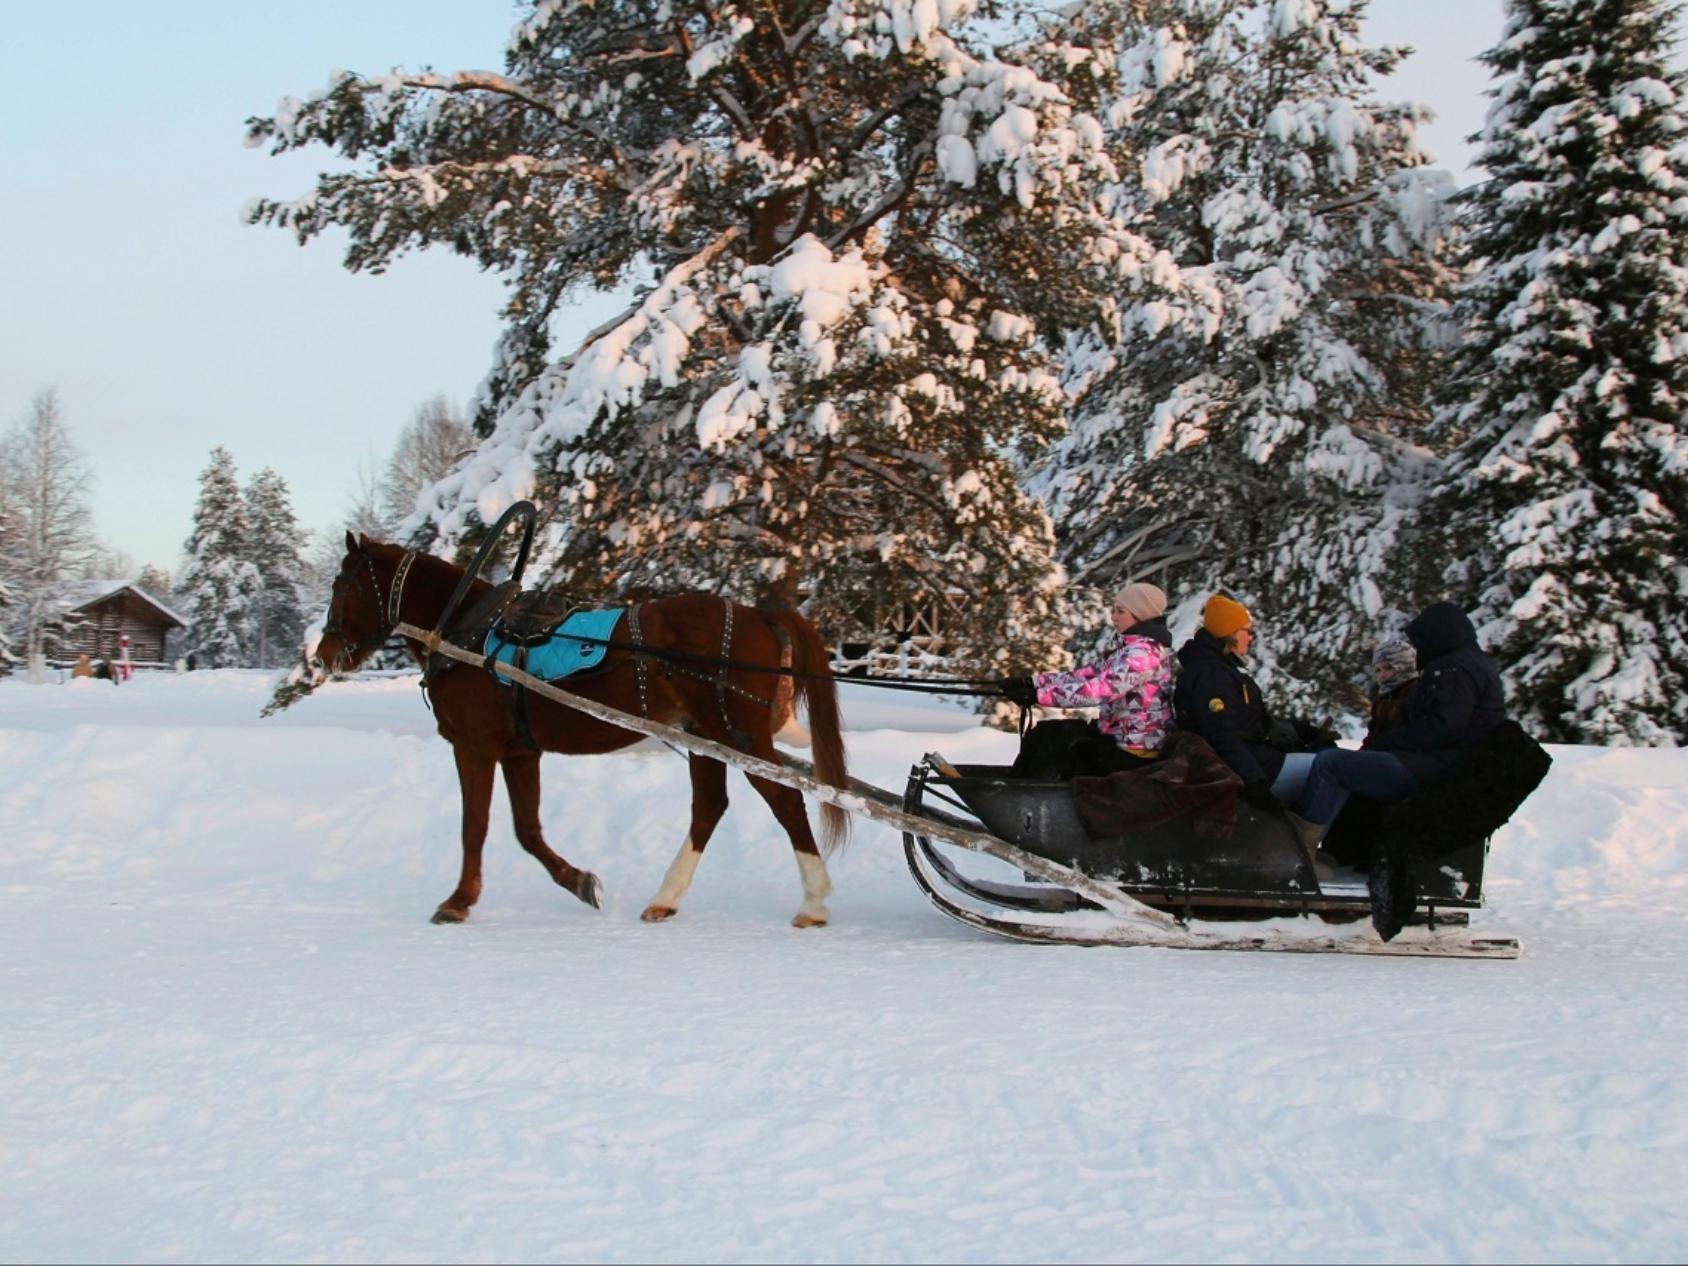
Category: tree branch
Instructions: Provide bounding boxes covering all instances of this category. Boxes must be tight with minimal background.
[828,144,934,247]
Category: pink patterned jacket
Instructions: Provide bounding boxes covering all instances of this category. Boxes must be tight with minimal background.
[1032,633,1176,752]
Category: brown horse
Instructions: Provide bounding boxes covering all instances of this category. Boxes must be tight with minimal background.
[314,532,850,927]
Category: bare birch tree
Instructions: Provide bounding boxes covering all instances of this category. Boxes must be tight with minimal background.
[379,396,472,530]
[0,389,97,677]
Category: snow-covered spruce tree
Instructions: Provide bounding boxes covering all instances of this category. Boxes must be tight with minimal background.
[1035,0,1453,710]
[1428,0,1688,745]
[245,0,1181,671]
[179,447,262,668]
[242,468,311,668]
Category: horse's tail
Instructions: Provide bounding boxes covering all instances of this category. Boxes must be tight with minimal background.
[769,609,851,855]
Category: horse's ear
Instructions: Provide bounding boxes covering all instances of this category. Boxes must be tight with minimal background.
[345,530,358,552]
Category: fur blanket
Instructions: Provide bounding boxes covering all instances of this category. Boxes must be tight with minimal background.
[1068,731,1244,841]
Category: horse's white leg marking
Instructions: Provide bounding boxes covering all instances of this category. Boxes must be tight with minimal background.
[773,709,811,748]
[793,850,833,927]
[645,834,703,916]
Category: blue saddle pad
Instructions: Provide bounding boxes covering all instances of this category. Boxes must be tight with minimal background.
[483,607,623,685]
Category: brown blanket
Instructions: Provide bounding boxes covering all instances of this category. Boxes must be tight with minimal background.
[1069,731,1244,841]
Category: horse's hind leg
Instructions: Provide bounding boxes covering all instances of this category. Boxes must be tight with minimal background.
[642,753,729,922]
[745,770,833,928]
[501,752,603,910]
[434,745,494,924]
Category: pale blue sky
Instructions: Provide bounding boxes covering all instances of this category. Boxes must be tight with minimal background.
[1,0,1504,571]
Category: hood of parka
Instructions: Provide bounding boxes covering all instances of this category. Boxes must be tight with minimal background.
[1406,601,1479,663]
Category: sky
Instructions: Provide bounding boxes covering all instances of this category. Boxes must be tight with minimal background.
[1,0,1507,575]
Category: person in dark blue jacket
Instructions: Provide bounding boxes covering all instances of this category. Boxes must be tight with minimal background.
[1174,594,1331,813]
[1290,601,1507,838]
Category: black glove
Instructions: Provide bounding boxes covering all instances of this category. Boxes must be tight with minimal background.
[999,675,1040,708]
[1296,719,1340,749]
[1240,779,1283,813]
[1265,717,1301,751]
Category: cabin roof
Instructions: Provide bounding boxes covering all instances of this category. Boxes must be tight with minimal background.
[59,580,188,629]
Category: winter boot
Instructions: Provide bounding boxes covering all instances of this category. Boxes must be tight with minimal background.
[1285,812,1328,865]
[1368,849,1418,942]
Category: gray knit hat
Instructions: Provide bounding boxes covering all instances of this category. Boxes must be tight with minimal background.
[1112,582,1167,624]
[1371,637,1417,686]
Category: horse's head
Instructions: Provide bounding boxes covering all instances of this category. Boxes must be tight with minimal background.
[314,532,400,676]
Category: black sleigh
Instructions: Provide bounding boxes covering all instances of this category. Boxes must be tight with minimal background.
[899,721,1552,957]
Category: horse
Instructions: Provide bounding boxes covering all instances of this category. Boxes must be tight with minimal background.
[314,531,851,928]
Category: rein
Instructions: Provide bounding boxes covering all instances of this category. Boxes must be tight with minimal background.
[330,540,1006,701]
[503,627,1010,699]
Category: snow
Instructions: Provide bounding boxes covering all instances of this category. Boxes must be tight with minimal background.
[2,671,1685,1261]
[935,132,978,186]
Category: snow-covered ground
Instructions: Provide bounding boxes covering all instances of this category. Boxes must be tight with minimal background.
[2,670,1684,1263]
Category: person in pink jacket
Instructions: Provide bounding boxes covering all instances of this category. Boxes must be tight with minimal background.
[1001,582,1177,773]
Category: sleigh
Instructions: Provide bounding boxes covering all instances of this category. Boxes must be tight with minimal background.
[900,721,1552,958]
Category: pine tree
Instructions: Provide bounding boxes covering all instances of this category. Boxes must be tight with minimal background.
[243,468,311,668]
[1035,0,1452,709]
[179,447,261,668]
[244,0,1186,670]
[1428,0,1688,744]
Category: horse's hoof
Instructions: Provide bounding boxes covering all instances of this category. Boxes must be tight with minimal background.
[576,872,604,910]
[792,912,829,929]
[431,907,468,925]
[640,904,677,923]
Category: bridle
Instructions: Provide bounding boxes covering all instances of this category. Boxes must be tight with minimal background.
[321,548,418,669]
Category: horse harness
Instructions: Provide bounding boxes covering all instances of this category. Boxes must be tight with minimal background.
[329,546,780,752]
[496,595,780,752]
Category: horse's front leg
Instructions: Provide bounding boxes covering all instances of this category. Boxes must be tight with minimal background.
[501,752,603,910]
[433,745,496,924]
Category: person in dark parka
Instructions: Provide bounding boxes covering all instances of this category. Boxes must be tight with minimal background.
[1174,594,1327,812]
[1370,602,1506,780]
[1292,601,1506,835]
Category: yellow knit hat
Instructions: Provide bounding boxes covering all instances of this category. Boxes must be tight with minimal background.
[1202,594,1252,639]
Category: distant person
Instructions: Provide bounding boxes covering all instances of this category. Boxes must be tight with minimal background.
[1173,594,1332,812]
[1290,601,1506,840]
[1000,582,1176,773]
